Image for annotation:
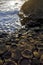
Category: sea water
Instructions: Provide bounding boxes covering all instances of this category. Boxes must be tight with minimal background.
[0,0,25,33]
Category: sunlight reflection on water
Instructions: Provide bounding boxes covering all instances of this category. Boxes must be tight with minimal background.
[0,0,25,33]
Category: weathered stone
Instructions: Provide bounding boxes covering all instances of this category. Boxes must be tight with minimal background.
[21,0,43,19]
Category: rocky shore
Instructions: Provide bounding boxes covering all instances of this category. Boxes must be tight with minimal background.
[0,20,43,65]
[0,0,43,65]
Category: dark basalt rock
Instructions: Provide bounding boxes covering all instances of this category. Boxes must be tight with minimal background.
[11,49,22,61]
[0,27,43,65]
[2,50,11,59]
[0,58,3,65]
[40,54,43,64]
[21,49,32,59]
[19,0,43,27]
[4,60,17,65]
[0,32,8,38]
[21,0,43,18]
[19,58,30,65]
[31,58,41,65]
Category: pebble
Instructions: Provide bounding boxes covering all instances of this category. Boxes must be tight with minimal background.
[0,17,43,65]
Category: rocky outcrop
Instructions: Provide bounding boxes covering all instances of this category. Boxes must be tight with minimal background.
[21,0,43,19]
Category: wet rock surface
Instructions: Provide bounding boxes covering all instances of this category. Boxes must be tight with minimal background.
[0,0,43,65]
[21,0,43,18]
[0,20,43,65]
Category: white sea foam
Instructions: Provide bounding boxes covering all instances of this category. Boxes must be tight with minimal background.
[0,0,25,11]
[0,0,26,32]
